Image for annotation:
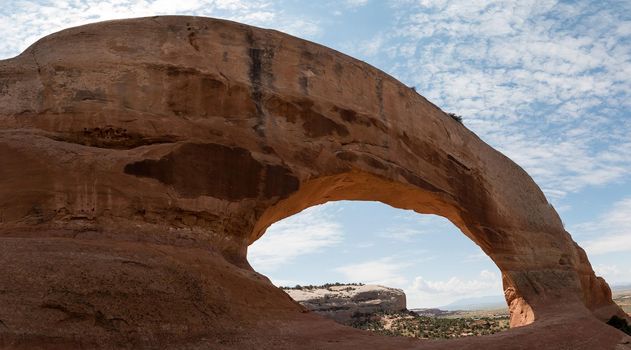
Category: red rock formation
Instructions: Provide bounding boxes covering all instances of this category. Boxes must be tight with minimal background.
[0,16,629,349]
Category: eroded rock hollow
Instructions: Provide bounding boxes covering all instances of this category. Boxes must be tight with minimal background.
[0,16,629,349]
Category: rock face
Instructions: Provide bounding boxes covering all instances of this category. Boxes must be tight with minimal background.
[0,16,629,349]
[284,285,406,324]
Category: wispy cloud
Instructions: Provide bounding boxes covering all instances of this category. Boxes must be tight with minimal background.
[344,0,370,9]
[379,226,427,242]
[335,256,502,307]
[593,264,631,286]
[334,257,410,286]
[575,197,631,255]
[248,205,343,271]
[378,214,455,242]
[464,250,488,262]
[349,0,631,202]
[408,270,502,307]
[0,0,321,59]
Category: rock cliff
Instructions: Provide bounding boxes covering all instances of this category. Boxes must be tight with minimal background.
[284,284,406,323]
[0,16,629,349]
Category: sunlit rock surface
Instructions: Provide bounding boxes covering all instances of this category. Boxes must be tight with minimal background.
[0,16,629,349]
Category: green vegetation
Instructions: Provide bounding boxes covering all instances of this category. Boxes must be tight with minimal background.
[350,311,509,339]
[281,282,365,290]
[447,113,463,123]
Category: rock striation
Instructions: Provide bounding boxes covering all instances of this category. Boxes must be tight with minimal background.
[0,16,630,349]
[283,284,406,324]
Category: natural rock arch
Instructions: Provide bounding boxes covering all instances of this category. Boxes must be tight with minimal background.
[0,16,628,349]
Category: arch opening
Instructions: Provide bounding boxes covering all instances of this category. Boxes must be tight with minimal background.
[1,15,627,349]
[249,198,511,339]
[247,170,533,328]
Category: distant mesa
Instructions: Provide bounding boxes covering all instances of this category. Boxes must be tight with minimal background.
[0,15,629,349]
[283,284,511,339]
[282,283,406,324]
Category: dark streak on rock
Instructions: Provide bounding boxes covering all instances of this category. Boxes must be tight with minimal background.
[335,151,358,162]
[265,96,349,137]
[302,112,349,138]
[0,80,11,94]
[162,64,202,76]
[336,107,358,123]
[333,106,387,132]
[447,154,471,171]
[445,158,498,242]
[263,164,300,198]
[48,129,179,150]
[94,311,128,332]
[42,300,129,332]
[124,143,299,200]
[74,89,107,102]
[298,75,309,95]
[398,168,444,194]
[249,46,264,124]
[361,154,388,170]
[187,32,200,51]
[298,49,323,95]
[334,62,343,76]
[40,302,88,323]
[246,30,273,137]
[376,77,385,120]
[120,260,151,268]
[478,227,508,249]
[146,63,255,118]
[23,204,54,225]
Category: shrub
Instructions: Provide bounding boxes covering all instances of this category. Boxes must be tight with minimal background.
[447,113,463,123]
[281,282,365,290]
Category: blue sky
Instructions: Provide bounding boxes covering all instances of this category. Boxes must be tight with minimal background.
[2,0,630,308]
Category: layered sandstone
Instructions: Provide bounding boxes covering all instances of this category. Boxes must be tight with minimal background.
[284,284,406,323]
[0,16,629,349]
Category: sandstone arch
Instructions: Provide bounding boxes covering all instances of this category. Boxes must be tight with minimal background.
[0,16,629,349]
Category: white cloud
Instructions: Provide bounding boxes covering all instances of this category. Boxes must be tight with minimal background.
[356,34,385,57]
[0,0,321,59]
[379,226,427,242]
[334,257,410,286]
[248,205,343,271]
[583,233,631,256]
[408,270,503,307]
[335,256,502,307]
[464,251,488,262]
[377,214,460,242]
[274,18,322,38]
[593,264,631,286]
[345,0,369,8]
[576,197,631,255]
[379,0,631,201]
[268,278,299,288]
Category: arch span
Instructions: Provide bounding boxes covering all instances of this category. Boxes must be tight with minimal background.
[0,16,628,349]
